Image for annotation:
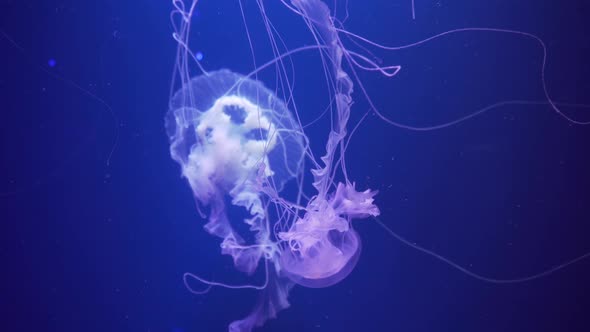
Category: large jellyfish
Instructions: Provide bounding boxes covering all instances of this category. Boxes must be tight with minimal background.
[167,0,379,330]
[166,69,307,276]
[166,0,589,331]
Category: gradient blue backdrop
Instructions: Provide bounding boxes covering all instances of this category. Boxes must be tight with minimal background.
[1,1,589,331]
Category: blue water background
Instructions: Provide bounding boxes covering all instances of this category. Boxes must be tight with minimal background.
[1,1,589,331]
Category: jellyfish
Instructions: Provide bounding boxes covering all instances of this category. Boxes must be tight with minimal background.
[166,66,311,273]
[167,0,381,330]
[167,0,589,331]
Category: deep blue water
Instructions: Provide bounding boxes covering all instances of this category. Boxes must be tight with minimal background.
[1,1,590,331]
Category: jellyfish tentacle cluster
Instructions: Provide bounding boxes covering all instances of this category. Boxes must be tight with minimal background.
[167,0,379,331]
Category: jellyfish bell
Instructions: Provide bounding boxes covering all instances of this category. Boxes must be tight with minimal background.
[278,220,362,288]
[278,182,380,288]
[166,69,304,197]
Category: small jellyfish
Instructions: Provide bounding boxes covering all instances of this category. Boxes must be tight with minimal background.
[278,182,379,288]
